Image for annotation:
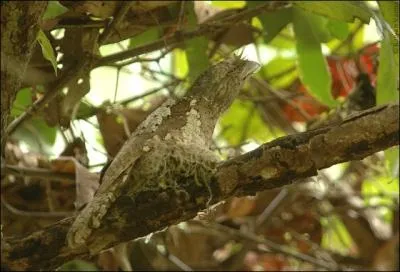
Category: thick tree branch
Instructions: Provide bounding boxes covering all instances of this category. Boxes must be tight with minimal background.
[0,2,48,153]
[2,103,398,271]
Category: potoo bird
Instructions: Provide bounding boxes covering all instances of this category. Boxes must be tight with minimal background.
[67,56,260,253]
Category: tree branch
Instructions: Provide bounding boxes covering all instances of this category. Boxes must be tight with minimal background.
[0,2,48,153]
[2,103,398,271]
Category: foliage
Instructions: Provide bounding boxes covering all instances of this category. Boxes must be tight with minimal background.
[2,1,398,271]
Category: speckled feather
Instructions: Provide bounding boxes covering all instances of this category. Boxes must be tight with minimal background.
[66,56,260,252]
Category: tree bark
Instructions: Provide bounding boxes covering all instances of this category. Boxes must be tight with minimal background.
[0,1,47,153]
[2,103,398,271]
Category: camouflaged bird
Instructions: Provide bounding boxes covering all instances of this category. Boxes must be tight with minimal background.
[66,56,260,253]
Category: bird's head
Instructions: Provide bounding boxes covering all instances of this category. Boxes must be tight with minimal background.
[188,55,260,114]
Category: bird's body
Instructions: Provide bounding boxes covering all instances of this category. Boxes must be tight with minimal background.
[66,56,260,253]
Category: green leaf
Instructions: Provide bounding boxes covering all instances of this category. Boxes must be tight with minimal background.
[42,1,67,20]
[11,88,32,117]
[378,2,399,69]
[327,19,349,40]
[37,29,58,76]
[247,2,293,44]
[185,37,209,84]
[219,100,276,146]
[184,2,209,84]
[212,1,246,9]
[378,2,400,37]
[293,8,337,107]
[384,147,399,178]
[173,49,189,79]
[261,57,298,88]
[267,26,296,50]
[13,118,58,154]
[128,28,160,49]
[294,1,371,24]
[57,260,98,271]
[376,31,399,105]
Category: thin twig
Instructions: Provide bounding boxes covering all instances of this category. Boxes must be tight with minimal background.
[200,221,340,271]
[3,164,76,182]
[251,77,312,121]
[1,195,74,218]
[98,2,132,45]
[96,2,291,67]
[5,58,90,137]
[118,80,180,106]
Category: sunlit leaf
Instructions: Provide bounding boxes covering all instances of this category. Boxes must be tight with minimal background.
[13,118,58,154]
[321,215,354,255]
[211,1,246,9]
[327,19,350,40]
[11,88,32,117]
[37,29,58,76]
[57,260,99,271]
[378,1,399,69]
[384,147,400,178]
[173,49,189,79]
[42,1,67,20]
[294,1,371,24]
[219,100,274,146]
[261,57,298,88]
[376,32,399,104]
[184,2,209,84]
[268,26,296,49]
[247,2,293,44]
[128,28,160,49]
[293,8,337,107]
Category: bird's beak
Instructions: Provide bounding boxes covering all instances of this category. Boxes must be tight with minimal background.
[241,61,261,79]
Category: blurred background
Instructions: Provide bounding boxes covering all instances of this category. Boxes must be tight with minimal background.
[2,1,398,271]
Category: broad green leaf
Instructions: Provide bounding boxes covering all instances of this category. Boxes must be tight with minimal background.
[185,37,209,84]
[173,49,188,79]
[42,1,67,20]
[327,19,349,40]
[37,29,58,76]
[378,2,399,68]
[11,88,32,117]
[378,2,400,37]
[294,1,371,24]
[261,57,298,88]
[321,215,354,255]
[13,118,58,154]
[293,8,337,107]
[184,2,209,84]
[298,12,333,43]
[362,175,399,223]
[76,100,97,119]
[57,260,99,271]
[219,100,276,146]
[376,32,399,104]
[384,147,399,178]
[268,26,296,50]
[247,2,293,44]
[128,28,160,49]
[351,20,365,51]
[212,1,246,9]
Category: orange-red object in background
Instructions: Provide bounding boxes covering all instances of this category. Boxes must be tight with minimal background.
[282,44,379,122]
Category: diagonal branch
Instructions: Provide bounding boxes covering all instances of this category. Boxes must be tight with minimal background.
[2,103,398,271]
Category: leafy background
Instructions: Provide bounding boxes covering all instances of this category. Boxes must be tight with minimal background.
[2,1,399,271]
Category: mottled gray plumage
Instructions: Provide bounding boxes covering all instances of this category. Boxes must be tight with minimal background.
[66,56,260,253]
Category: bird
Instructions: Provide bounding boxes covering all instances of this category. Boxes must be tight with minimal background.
[66,55,260,253]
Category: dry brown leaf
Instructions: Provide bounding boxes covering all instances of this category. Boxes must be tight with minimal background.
[372,233,398,271]
[227,196,257,218]
[97,97,166,157]
[59,1,119,18]
[51,156,99,210]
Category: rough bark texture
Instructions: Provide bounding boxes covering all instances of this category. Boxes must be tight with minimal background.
[2,103,398,271]
[0,1,47,153]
